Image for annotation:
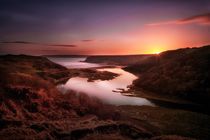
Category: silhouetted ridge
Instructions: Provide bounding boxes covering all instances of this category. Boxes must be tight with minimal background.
[125,45,210,106]
[85,54,154,65]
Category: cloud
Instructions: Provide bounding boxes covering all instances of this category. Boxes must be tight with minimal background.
[0,41,77,47]
[147,13,210,26]
[81,39,94,42]
[0,41,37,44]
[49,44,77,47]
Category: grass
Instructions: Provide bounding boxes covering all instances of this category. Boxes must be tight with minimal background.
[119,105,210,140]
[1,54,210,139]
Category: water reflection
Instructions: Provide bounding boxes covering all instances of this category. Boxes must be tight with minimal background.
[48,57,102,68]
[58,68,154,106]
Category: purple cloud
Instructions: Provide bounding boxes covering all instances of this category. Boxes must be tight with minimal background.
[81,39,94,42]
[0,41,77,47]
[148,13,210,26]
[49,44,77,47]
[0,41,36,44]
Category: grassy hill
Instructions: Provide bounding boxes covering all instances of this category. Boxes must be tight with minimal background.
[125,45,210,106]
[85,54,153,65]
[0,54,209,139]
[0,55,122,139]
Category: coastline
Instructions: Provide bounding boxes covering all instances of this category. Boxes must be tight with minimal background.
[0,55,210,139]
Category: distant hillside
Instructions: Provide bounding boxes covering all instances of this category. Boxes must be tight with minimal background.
[43,55,88,58]
[125,45,210,105]
[84,55,154,65]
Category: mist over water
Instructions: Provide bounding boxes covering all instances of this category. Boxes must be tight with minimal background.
[48,57,102,68]
[50,57,154,106]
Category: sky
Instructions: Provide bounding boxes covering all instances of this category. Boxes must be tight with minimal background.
[0,0,210,55]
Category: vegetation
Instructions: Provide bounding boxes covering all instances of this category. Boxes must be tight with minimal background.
[1,54,209,139]
[0,55,121,139]
[85,55,153,65]
[68,68,119,82]
[125,45,210,107]
[119,105,210,140]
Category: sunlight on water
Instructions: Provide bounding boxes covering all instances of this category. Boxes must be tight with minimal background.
[58,67,155,106]
[49,57,154,106]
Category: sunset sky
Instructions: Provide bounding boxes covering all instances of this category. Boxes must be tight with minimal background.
[0,0,210,55]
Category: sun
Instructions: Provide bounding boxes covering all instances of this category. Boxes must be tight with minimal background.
[143,44,164,54]
[154,51,161,54]
[151,49,161,55]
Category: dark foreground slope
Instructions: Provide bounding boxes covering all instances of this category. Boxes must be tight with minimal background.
[0,55,162,140]
[0,54,209,140]
[0,55,122,139]
[85,55,153,65]
[125,45,210,107]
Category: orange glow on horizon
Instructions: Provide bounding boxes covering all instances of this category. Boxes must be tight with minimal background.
[154,51,161,54]
[141,44,165,54]
[150,49,162,54]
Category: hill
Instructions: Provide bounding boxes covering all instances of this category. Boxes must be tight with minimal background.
[0,54,209,140]
[0,55,122,139]
[0,55,163,140]
[84,55,154,65]
[124,45,210,106]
